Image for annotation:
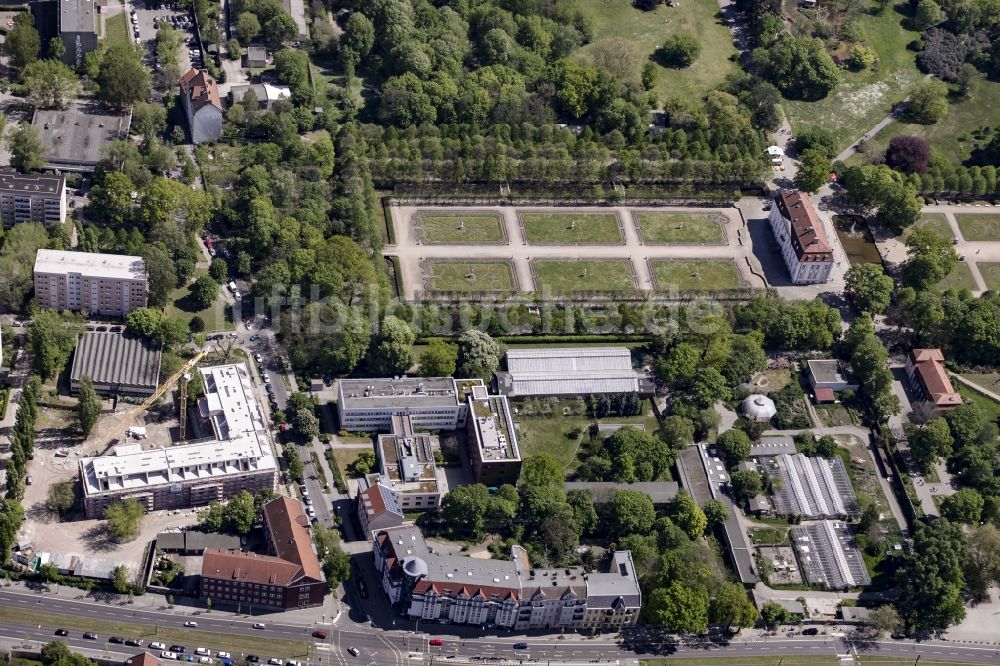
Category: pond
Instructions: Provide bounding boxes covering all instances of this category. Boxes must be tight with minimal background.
[834,215,883,266]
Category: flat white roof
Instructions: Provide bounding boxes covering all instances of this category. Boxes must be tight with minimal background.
[502,347,644,396]
[80,363,274,497]
[35,249,145,281]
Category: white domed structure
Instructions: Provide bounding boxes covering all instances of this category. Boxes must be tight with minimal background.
[402,556,429,579]
[742,394,776,422]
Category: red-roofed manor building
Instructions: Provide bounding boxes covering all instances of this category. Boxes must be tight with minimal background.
[905,349,963,412]
[179,68,223,144]
[199,496,325,610]
[768,190,834,285]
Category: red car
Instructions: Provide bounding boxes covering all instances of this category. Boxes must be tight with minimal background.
[311,631,327,640]
[428,639,444,647]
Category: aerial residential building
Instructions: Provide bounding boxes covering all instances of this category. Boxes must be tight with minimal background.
[199,496,326,610]
[70,332,162,397]
[905,348,962,411]
[768,190,834,285]
[179,68,223,144]
[372,526,640,631]
[356,476,405,535]
[338,377,483,432]
[466,385,521,486]
[34,249,148,317]
[58,0,100,67]
[79,363,276,518]
[495,347,654,398]
[0,169,67,226]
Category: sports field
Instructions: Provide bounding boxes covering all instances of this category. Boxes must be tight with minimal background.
[520,211,623,245]
[421,260,518,292]
[955,213,1000,242]
[634,212,727,244]
[414,211,506,244]
[531,259,636,293]
[650,260,743,291]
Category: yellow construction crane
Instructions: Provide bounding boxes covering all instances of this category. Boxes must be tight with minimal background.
[96,350,208,455]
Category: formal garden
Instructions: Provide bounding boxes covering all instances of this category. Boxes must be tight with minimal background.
[530,259,636,293]
[420,260,518,293]
[413,211,506,244]
[519,211,624,245]
[649,259,743,291]
[955,213,1000,242]
[634,212,728,245]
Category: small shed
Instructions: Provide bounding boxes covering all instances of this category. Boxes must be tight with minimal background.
[246,46,267,69]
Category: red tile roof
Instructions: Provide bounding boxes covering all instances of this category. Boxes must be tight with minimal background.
[909,349,962,408]
[814,388,835,403]
[126,653,162,666]
[180,68,221,113]
[775,191,832,262]
[201,549,302,586]
[413,580,519,601]
[262,495,324,582]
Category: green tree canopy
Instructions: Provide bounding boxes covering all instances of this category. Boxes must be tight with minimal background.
[77,376,101,437]
[7,122,45,172]
[419,339,458,377]
[667,490,708,540]
[716,429,752,468]
[104,498,145,542]
[456,330,504,379]
[646,582,710,634]
[97,45,151,109]
[520,453,564,487]
[845,263,894,314]
[368,315,415,376]
[611,489,657,539]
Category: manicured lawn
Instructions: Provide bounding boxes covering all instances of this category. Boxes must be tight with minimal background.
[0,607,310,659]
[979,263,1000,292]
[783,8,922,153]
[520,211,623,245]
[531,259,636,293]
[634,212,727,245]
[422,260,518,292]
[415,211,506,244]
[845,77,1000,164]
[649,259,743,291]
[569,0,738,104]
[104,12,132,47]
[955,213,1000,242]
[164,269,234,332]
[937,261,978,292]
[904,213,954,241]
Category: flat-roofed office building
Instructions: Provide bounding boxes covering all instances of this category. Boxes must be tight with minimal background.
[338,377,483,432]
[79,364,276,517]
[34,249,147,317]
[0,170,66,226]
[466,385,521,486]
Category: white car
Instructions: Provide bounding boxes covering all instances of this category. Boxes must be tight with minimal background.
[195,648,211,656]
[161,652,178,660]
[268,659,283,665]
[253,623,266,629]
[303,497,312,506]
[199,658,213,664]
[300,487,309,496]
[184,621,198,628]
[216,653,231,660]
[254,354,263,363]
[151,643,167,651]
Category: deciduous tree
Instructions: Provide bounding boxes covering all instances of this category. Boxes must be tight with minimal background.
[419,339,458,377]
[368,316,415,376]
[77,376,101,437]
[105,498,145,542]
[845,263,894,314]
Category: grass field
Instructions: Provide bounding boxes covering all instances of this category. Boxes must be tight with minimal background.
[0,607,311,659]
[520,212,623,245]
[845,78,1000,164]
[516,412,660,473]
[531,259,636,293]
[783,7,923,153]
[955,213,1000,242]
[569,0,738,104]
[904,213,953,241]
[634,212,727,245]
[978,263,1000,292]
[330,446,367,480]
[164,269,234,332]
[937,262,978,292]
[104,13,132,47]
[422,260,518,292]
[650,259,743,291]
[957,384,1000,423]
[415,211,506,244]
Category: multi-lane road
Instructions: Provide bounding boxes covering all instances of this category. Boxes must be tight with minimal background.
[3,587,1000,665]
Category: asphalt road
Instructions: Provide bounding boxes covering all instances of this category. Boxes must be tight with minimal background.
[4,588,1000,665]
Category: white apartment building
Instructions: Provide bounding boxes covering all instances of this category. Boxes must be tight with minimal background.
[768,190,834,285]
[0,170,67,226]
[338,377,483,432]
[34,249,147,317]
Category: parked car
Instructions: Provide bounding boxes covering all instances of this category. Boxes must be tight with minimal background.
[83,633,98,640]
[125,639,143,647]
[170,646,186,653]
[151,643,167,651]
[195,648,211,656]
[268,659,283,665]
[199,657,212,664]
[245,658,260,664]
[802,628,819,636]
[216,653,231,660]
[161,652,178,661]
[109,637,124,644]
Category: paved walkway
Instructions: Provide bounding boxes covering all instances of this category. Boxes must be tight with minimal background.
[387,205,764,299]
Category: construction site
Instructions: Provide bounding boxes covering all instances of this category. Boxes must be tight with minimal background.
[18,343,277,580]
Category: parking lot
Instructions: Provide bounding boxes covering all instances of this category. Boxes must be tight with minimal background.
[129,0,198,77]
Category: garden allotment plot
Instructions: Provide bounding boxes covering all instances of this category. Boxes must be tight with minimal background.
[519,211,624,245]
[413,210,506,244]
